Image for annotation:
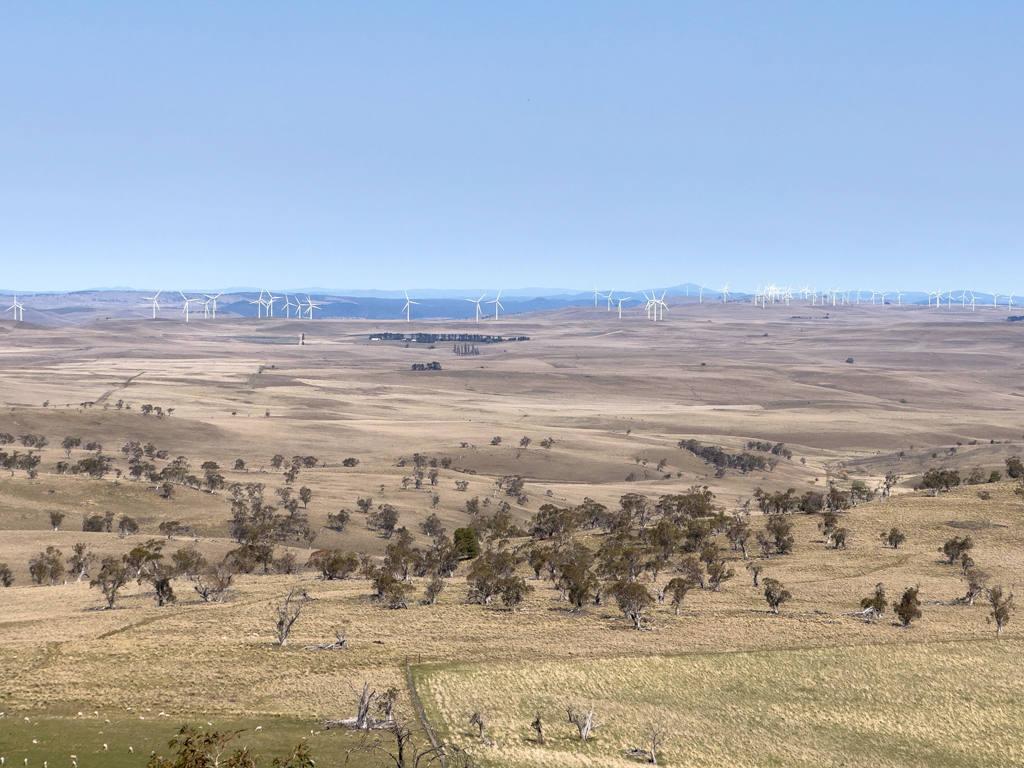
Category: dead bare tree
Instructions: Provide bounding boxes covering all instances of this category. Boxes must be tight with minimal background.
[304,626,348,651]
[468,711,485,740]
[346,710,462,768]
[272,588,310,646]
[566,704,601,741]
[355,682,380,730]
[641,722,674,765]
[531,713,544,745]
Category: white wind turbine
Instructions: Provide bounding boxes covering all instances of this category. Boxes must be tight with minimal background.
[641,291,653,319]
[142,291,162,319]
[203,293,223,319]
[617,295,631,319]
[1008,293,1015,312]
[402,290,418,322]
[655,291,668,321]
[719,284,730,303]
[993,292,1001,309]
[604,291,615,311]
[699,284,707,303]
[179,292,203,323]
[593,285,601,307]
[250,290,268,318]
[487,290,504,319]
[304,296,321,319]
[282,294,299,318]
[6,295,24,321]
[265,292,281,317]
[467,294,486,322]
[895,290,905,306]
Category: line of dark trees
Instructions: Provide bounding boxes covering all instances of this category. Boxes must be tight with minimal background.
[371,332,530,343]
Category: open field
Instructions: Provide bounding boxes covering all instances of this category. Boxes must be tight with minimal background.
[1,304,1023,765]
[415,639,1024,768]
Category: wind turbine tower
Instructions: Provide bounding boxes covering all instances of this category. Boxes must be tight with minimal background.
[179,292,203,323]
[403,290,419,322]
[487,290,504,319]
[6,295,25,321]
[467,294,485,322]
[617,296,631,319]
[203,293,222,319]
[304,296,321,319]
[143,291,161,319]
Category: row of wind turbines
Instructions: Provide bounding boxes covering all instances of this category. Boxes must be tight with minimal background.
[142,290,322,322]
[748,284,1015,311]
[2,284,1018,324]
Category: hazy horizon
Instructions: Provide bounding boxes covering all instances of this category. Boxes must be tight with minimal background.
[2,2,1022,293]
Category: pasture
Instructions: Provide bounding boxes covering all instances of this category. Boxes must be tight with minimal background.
[1,304,1023,765]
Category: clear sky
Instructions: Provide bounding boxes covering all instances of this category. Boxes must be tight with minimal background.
[1,2,1022,294]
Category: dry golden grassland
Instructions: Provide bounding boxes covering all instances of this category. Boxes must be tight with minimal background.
[416,639,1024,768]
[1,306,1023,765]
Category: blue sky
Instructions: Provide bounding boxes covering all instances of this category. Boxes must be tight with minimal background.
[1,2,1022,294]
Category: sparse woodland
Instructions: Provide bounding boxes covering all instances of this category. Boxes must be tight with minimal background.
[2,313,1024,766]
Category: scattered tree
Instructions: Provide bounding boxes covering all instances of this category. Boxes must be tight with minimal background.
[48,510,66,531]
[326,509,351,531]
[963,568,988,606]
[498,576,533,612]
[0,562,12,587]
[61,436,81,458]
[883,527,906,549]
[566,704,602,741]
[118,515,140,538]
[191,564,233,603]
[307,549,360,580]
[610,580,654,629]
[423,574,446,605]
[1005,456,1024,479]
[762,578,791,614]
[531,712,544,745]
[989,585,1015,635]
[273,588,311,646]
[942,536,974,565]
[29,546,64,585]
[65,542,96,582]
[453,527,481,559]
[91,556,132,608]
[859,583,887,619]
[666,576,695,615]
[894,586,922,627]
[746,561,762,586]
[367,504,400,538]
[420,513,446,538]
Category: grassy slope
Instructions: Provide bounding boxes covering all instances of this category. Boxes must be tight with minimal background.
[415,640,1024,768]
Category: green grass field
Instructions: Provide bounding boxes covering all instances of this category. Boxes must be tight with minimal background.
[0,713,381,768]
[414,640,1024,768]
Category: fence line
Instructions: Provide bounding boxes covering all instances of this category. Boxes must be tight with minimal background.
[406,660,447,768]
